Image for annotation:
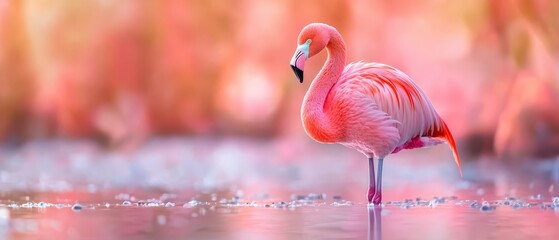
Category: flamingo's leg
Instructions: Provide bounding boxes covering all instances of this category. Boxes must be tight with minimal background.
[368,157,376,203]
[372,157,384,205]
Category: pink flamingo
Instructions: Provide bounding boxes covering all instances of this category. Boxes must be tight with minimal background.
[290,23,462,205]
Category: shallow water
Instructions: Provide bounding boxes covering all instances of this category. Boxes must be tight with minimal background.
[1,138,559,239]
[2,191,559,240]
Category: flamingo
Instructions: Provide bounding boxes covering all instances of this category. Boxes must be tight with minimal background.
[290,23,462,205]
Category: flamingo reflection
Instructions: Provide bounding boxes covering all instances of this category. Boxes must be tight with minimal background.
[368,206,382,240]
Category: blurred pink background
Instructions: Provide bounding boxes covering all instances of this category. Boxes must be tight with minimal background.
[1,0,558,160]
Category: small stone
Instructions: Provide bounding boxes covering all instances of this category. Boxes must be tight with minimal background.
[480,205,493,211]
[511,203,522,209]
[36,202,47,208]
[122,201,132,206]
[165,202,175,207]
[470,202,480,208]
[72,204,84,211]
[552,197,559,206]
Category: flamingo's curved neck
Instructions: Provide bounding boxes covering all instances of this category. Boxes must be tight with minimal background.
[301,29,346,142]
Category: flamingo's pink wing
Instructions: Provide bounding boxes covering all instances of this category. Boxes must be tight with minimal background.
[328,62,462,174]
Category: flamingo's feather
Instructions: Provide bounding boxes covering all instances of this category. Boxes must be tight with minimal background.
[324,62,462,173]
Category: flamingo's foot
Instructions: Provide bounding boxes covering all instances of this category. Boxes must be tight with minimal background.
[367,187,375,202]
[372,193,382,205]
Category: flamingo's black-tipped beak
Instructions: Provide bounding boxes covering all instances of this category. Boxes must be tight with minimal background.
[290,64,304,83]
[290,40,310,84]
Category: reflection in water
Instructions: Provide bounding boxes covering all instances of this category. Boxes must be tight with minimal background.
[368,206,382,240]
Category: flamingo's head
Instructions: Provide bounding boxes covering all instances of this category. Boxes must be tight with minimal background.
[290,23,331,83]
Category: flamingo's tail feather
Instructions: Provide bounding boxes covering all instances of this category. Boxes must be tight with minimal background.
[435,119,462,177]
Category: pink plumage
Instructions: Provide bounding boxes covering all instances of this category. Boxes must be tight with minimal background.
[290,23,461,205]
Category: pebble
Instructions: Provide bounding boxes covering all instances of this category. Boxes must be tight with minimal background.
[511,203,522,209]
[552,197,559,206]
[188,200,199,207]
[122,201,132,206]
[72,204,84,211]
[165,202,175,207]
[480,205,496,211]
